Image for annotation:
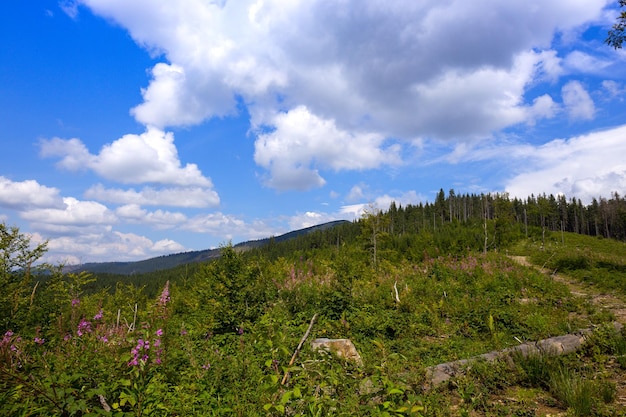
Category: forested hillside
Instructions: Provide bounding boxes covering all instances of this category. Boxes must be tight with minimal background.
[2,190,626,416]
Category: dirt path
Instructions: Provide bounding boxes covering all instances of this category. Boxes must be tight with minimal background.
[509,255,626,324]
[509,255,626,413]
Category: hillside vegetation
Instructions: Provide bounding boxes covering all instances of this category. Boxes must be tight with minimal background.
[2,190,626,416]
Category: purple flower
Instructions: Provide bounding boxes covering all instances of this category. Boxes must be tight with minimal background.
[158,281,170,307]
[1,330,14,346]
[77,319,92,336]
[93,309,103,321]
[72,298,80,307]
[237,326,244,335]
[34,337,45,345]
[202,363,211,370]
[156,328,163,337]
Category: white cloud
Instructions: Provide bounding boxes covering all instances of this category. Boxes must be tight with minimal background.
[115,204,187,229]
[43,230,186,264]
[346,184,367,202]
[85,184,219,208]
[40,127,216,189]
[287,211,338,231]
[563,50,612,74]
[339,190,425,219]
[59,0,79,19]
[0,177,64,210]
[505,124,626,203]
[77,0,609,185]
[561,80,596,120]
[183,212,246,236]
[20,197,117,234]
[527,94,559,125]
[152,238,186,254]
[254,106,402,190]
[602,80,625,100]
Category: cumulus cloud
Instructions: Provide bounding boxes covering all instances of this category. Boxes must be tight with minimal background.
[561,81,596,120]
[115,204,187,229]
[346,184,367,203]
[76,0,608,188]
[85,184,219,208]
[505,124,626,203]
[0,177,64,210]
[340,190,425,219]
[40,127,215,188]
[287,211,340,231]
[183,212,246,236]
[254,106,402,190]
[44,231,186,264]
[20,197,117,234]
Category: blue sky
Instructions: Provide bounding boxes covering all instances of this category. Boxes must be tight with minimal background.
[1,0,625,264]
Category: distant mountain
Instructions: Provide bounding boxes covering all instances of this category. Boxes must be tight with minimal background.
[65,220,349,275]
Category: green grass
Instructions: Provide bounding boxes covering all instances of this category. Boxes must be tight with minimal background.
[514,232,626,294]
[4,229,626,415]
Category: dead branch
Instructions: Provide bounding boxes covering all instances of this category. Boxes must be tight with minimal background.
[281,313,318,385]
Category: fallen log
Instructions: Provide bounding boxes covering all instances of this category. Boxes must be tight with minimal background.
[424,322,623,390]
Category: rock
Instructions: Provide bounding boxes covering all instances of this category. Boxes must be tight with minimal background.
[311,338,363,365]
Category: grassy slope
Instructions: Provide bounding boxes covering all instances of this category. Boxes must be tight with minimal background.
[3,227,626,416]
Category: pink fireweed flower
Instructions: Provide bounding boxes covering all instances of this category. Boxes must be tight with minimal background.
[128,338,151,366]
[155,328,163,337]
[158,281,170,307]
[77,319,92,336]
[1,330,14,346]
[93,309,103,320]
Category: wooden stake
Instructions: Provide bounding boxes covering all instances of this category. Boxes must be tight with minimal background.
[281,313,318,385]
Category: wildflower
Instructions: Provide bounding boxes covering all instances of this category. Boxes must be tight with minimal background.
[94,309,103,320]
[77,319,93,336]
[128,338,155,367]
[1,330,14,346]
[202,363,211,370]
[237,326,244,335]
[158,281,170,307]
[180,328,188,336]
[34,337,45,345]
[156,328,163,337]
[72,298,80,307]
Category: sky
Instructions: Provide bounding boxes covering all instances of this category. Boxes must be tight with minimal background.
[1,0,625,265]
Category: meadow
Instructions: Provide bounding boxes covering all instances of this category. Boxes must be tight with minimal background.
[2,191,626,416]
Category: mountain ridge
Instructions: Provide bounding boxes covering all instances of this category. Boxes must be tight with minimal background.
[64,220,350,275]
